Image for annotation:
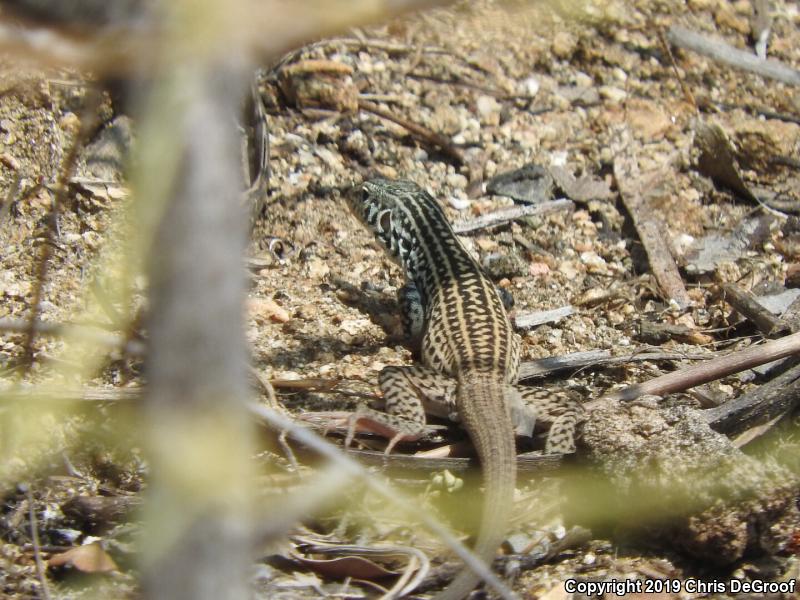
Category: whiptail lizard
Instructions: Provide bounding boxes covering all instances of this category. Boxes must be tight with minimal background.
[347,178,582,599]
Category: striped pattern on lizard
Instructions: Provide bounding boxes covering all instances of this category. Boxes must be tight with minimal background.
[346,177,583,599]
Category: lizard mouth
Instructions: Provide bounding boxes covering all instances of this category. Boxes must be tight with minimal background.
[345,182,368,220]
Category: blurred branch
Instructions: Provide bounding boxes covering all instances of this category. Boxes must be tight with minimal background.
[136,7,255,600]
[21,94,100,370]
[667,25,800,87]
[0,0,460,72]
[25,485,52,600]
[0,317,145,356]
[248,403,518,600]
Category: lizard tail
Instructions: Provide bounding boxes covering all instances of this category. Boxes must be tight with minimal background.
[434,373,517,600]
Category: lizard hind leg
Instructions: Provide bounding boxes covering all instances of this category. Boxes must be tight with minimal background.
[515,387,585,454]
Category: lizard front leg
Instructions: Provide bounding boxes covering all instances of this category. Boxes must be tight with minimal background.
[347,364,456,453]
[398,281,425,352]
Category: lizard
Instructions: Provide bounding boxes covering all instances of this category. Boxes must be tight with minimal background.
[346,177,583,599]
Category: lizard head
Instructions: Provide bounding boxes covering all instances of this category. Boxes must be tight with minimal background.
[347,177,426,263]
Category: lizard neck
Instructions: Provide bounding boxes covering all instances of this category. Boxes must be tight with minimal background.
[382,187,517,375]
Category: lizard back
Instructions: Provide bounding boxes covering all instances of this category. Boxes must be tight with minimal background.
[349,178,519,379]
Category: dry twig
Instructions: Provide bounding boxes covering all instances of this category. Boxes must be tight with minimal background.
[358,98,465,164]
[453,199,574,234]
[667,25,800,87]
[22,96,99,370]
[720,282,790,337]
[705,361,800,436]
[613,131,691,309]
[0,317,145,356]
[593,330,800,406]
[518,349,714,380]
[25,486,52,600]
[658,29,697,110]
[513,306,574,330]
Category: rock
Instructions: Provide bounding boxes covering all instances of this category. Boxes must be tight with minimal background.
[521,76,540,97]
[485,163,554,203]
[482,252,528,280]
[248,297,291,324]
[552,31,577,59]
[475,95,501,126]
[715,3,750,34]
[627,104,673,140]
[733,118,800,171]
[445,172,468,190]
[599,86,627,105]
[278,59,359,113]
[577,402,799,565]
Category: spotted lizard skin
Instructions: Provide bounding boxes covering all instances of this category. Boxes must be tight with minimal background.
[347,178,583,599]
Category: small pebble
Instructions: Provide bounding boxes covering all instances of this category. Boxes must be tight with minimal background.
[476,95,501,125]
[521,76,540,97]
[574,71,592,87]
[448,195,471,210]
[599,85,627,104]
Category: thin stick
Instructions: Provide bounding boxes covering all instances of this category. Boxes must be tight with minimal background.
[247,403,518,600]
[518,350,611,379]
[407,71,518,100]
[667,25,800,87]
[705,361,800,435]
[452,199,574,234]
[26,486,52,600]
[358,98,465,165]
[613,146,691,309]
[513,306,574,330]
[271,377,380,401]
[0,387,139,403]
[22,93,100,370]
[518,349,714,380]
[0,172,21,222]
[593,330,800,405]
[249,367,289,412]
[0,317,145,356]
[720,283,790,337]
[658,28,697,111]
[346,447,562,474]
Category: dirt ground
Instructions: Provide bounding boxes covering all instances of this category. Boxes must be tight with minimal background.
[2,0,800,598]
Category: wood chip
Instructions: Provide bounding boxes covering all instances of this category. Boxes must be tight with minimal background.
[613,132,690,309]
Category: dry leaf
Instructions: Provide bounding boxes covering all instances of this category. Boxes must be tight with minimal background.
[48,542,118,573]
[683,215,772,275]
[485,164,554,203]
[548,165,614,203]
[292,552,398,580]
